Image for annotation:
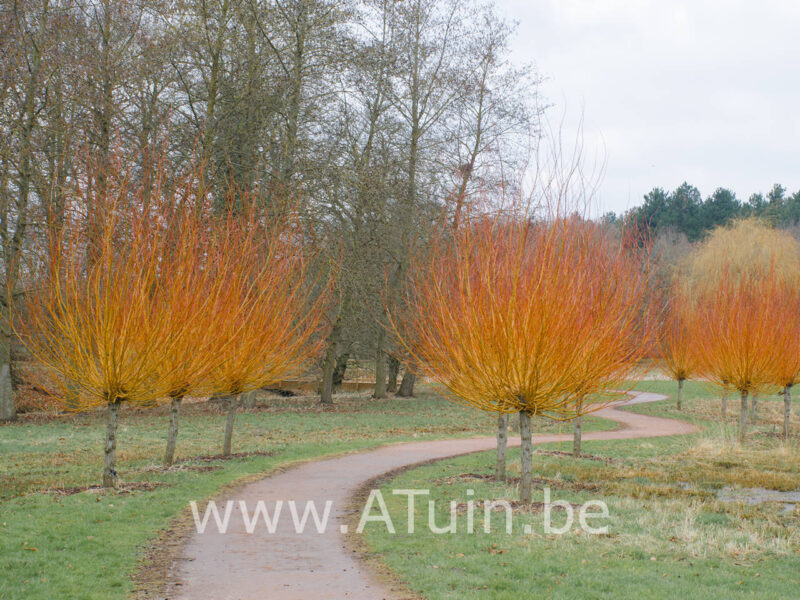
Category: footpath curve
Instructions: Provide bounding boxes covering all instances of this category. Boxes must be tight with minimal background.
[171,391,695,600]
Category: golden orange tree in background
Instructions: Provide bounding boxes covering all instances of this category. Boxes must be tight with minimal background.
[691,269,783,444]
[765,282,800,439]
[683,219,800,441]
[684,219,800,290]
[393,210,653,502]
[660,283,698,412]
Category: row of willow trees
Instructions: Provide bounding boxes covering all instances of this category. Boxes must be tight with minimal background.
[13,140,659,496]
[661,219,800,444]
[15,150,796,498]
[14,157,332,487]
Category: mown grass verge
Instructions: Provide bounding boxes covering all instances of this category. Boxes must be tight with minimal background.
[360,381,800,599]
[0,386,615,599]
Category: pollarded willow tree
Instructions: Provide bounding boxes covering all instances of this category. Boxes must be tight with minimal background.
[684,218,800,440]
[149,169,240,468]
[207,208,333,457]
[691,269,784,444]
[393,209,653,502]
[660,285,698,412]
[15,151,333,481]
[771,283,800,439]
[14,161,186,488]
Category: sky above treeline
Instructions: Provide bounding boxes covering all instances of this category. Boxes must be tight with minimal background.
[497,0,800,216]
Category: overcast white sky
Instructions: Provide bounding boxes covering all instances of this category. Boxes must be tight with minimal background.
[496,0,800,215]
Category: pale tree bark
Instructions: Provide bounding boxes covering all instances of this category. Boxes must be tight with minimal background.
[222,394,241,456]
[573,415,582,457]
[721,389,728,419]
[738,391,748,445]
[495,413,508,481]
[243,390,257,409]
[784,385,792,440]
[676,378,684,411]
[750,394,759,422]
[163,396,183,467]
[103,399,122,488]
[519,411,533,503]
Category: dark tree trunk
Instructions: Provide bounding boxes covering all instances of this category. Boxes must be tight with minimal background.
[332,352,349,389]
[319,316,342,404]
[721,390,727,419]
[103,399,121,488]
[495,413,508,481]
[573,415,582,456]
[386,356,400,393]
[0,303,16,421]
[373,331,387,399]
[676,378,684,411]
[397,369,416,397]
[0,361,14,422]
[163,396,182,467]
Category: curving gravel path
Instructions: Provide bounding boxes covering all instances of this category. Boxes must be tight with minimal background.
[171,391,695,600]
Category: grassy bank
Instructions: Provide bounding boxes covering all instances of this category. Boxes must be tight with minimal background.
[361,382,800,599]
[0,386,614,599]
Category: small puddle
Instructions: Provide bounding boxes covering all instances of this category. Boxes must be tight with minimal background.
[715,487,800,514]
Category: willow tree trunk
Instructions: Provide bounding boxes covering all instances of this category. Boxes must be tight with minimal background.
[397,370,416,397]
[721,390,728,419]
[676,378,684,411]
[738,391,748,445]
[243,390,256,409]
[496,413,508,481]
[750,394,759,422]
[387,356,400,393]
[222,394,241,456]
[519,411,533,503]
[784,385,792,440]
[573,415,582,456]
[163,396,183,467]
[103,399,121,488]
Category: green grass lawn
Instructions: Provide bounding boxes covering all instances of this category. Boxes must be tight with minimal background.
[361,381,800,599]
[0,385,614,599]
